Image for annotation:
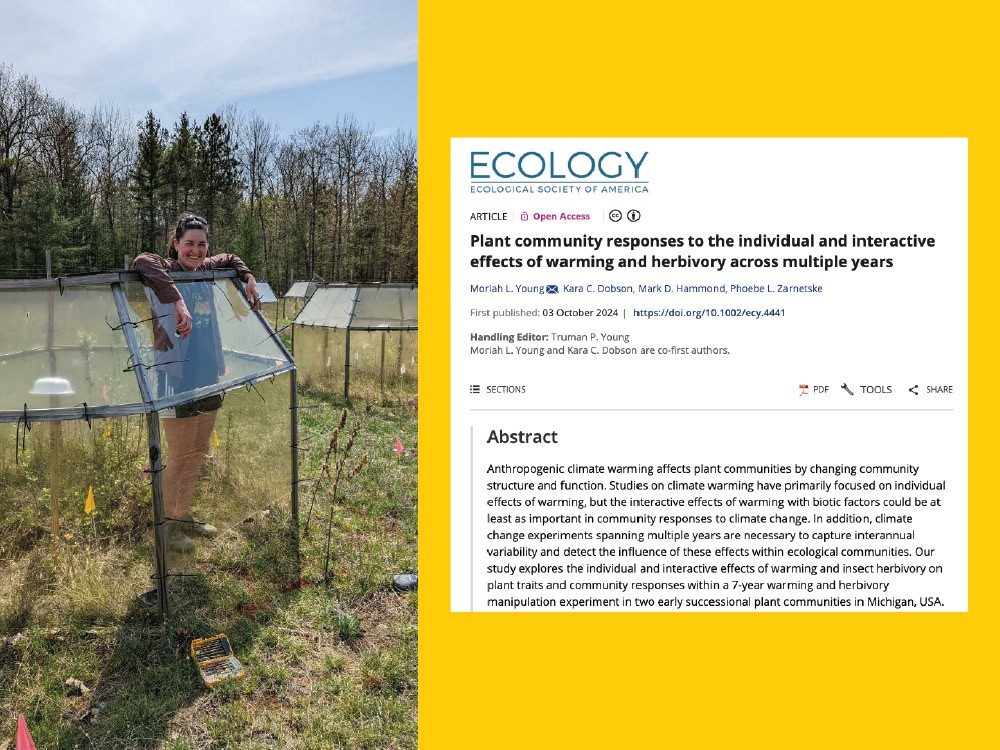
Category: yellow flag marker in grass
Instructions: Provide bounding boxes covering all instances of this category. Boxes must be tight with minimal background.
[212,429,221,451]
[102,421,112,439]
[84,485,96,514]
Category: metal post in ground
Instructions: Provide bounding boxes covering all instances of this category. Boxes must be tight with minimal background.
[380,332,386,393]
[290,369,300,566]
[343,330,351,400]
[146,411,169,617]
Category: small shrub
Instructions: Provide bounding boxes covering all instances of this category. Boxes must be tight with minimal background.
[335,611,363,641]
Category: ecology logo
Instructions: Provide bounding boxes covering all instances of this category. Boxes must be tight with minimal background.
[470,150,648,180]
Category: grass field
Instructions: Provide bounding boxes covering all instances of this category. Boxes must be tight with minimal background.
[0,382,418,749]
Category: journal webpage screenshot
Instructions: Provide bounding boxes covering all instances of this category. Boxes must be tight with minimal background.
[450,138,967,613]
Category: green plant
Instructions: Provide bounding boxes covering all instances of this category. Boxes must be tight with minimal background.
[335,611,363,642]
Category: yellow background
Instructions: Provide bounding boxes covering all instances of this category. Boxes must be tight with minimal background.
[419,3,994,746]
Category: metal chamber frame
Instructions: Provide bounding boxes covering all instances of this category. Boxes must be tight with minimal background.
[0,269,300,616]
[291,282,417,398]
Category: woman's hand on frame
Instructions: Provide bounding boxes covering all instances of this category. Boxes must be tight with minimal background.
[175,299,192,338]
[245,276,261,311]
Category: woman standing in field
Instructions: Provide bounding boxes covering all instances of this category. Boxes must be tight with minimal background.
[133,213,262,552]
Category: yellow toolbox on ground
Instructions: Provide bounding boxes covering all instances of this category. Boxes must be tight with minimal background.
[190,634,245,688]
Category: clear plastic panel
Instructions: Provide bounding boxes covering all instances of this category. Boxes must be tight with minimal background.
[0,416,154,631]
[285,297,306,318]
[349,330,418,389]
[285,281,310,298]
[295,325,346,393]
[0,286,142,412]
[294,286,357,328]
[350,286,417,329]
[160,373,295,598]
[255,281,278,304]
[295,327,417,398]
[121,280,290,404]
[259,301,281,330]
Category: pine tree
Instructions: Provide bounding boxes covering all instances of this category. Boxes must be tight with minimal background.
[131,111,167,254]
[11,173,67,274]
[162,112,198,222]
[196,113,239,231]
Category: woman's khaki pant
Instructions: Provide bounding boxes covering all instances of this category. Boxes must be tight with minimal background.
[162,410,218,520]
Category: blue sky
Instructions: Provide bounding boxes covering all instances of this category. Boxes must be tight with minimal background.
[0,0,416,136]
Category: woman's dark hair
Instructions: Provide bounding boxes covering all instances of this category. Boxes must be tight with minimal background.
[168,213,210,258]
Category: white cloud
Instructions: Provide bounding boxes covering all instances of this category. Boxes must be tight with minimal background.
[0,0,416,115]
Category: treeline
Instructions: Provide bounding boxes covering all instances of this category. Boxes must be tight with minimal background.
[0,64,417,289]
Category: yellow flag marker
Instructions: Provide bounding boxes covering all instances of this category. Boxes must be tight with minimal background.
[212,429,221,450]
[102,422,112,439]
[84,485,96,514]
